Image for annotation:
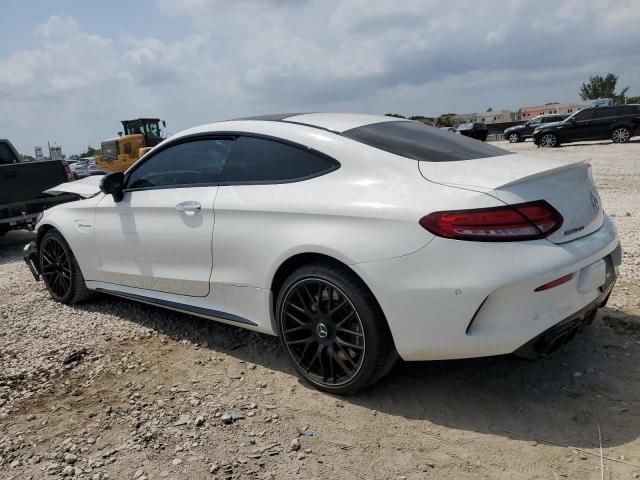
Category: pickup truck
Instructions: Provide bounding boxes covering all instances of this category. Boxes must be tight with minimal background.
[1,139,78,236]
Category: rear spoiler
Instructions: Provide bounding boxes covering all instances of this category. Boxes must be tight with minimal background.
[44,175,103,199]
[498,159,590,188]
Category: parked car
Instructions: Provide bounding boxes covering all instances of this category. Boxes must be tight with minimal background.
[503,114,567,143]
[533,105,640,147]
[0,139,77,236]
[24,114,620,393]
[456,122,488,141]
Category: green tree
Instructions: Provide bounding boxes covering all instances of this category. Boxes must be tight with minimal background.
[579,73,630,103]
[626,95,640,104]
[79,145,101,157]
[436,114,456,127]
[385,113,406,118]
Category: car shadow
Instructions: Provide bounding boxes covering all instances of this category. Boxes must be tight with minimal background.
[75,294,640,450]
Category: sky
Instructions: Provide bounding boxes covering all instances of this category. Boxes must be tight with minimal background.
[1,0,639,155]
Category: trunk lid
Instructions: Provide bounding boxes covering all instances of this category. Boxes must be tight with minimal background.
[419,154,603,244]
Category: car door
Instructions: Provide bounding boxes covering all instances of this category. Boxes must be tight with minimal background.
[94,137,234,296]
[591,107,616,140]
[559,108,594,142]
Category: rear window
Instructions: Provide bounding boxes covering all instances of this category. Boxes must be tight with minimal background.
[341,121,508,162]
[616,105,640,115]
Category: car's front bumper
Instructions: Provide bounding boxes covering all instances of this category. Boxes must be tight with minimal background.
[24,241,41,281]
[352,216,620,361]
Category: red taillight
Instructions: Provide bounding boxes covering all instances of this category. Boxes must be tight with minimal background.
[534,273,574,292]
[419,200,563,242]
[63,162,74,182]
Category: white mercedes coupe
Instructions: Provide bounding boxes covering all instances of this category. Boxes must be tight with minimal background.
[24,113,621,394]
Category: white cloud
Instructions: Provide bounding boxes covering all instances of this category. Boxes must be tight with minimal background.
[1,1,640,154]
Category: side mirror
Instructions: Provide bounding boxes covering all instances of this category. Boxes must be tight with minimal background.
[569,118,576,123]
[99,172,125,202]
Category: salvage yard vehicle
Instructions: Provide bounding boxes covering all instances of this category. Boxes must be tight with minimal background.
[503,114,567,143]
[97,118,166,173]
[0,138,77,236]
[533,104,640,147]
[24,113,620,394]
[456,122,488,141]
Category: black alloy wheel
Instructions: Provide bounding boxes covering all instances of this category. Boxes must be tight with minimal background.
[39,229,92,304]
[281,278,365,386]
[277,262,397,394]
[41,235,72,300]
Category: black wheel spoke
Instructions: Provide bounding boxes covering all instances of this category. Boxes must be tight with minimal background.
[41,237,73,300]
[281,277,366,387]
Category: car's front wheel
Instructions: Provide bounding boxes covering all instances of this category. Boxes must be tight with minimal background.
[277,262,396,394]
[40,229,92,304]
[611,126,631,144]
[507,132,520,143]
[539,133,559,148]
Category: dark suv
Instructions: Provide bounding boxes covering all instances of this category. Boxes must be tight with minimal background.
[532,105,640,147]
[503,114,567,143]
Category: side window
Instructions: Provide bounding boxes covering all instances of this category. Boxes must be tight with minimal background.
[0,142,19,165]
[573,109,594,121]
[593,107,614,119]
[529,117,542,125]
[222,136,338,183]
[126,139,234,190]
[616,105,639,115]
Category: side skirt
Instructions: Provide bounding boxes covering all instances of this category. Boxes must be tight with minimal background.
[95,287,258,326]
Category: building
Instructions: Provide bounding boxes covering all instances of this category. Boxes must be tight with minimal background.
[517,101,591,121]
[34,146,43,160]
[452,109,514,125]
[48,144,63,161]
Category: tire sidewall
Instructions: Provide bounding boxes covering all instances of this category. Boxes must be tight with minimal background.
[276,265,388,394]
[508,133,519,143]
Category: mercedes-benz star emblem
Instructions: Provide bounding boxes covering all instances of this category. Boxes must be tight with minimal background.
[316,323,328,338]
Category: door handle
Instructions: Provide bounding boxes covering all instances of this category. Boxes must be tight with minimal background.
[176,201,201,216]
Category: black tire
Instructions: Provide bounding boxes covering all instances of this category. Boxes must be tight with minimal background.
[611,126,631,144]
[276,262,396,395]
[40,229,92,304]
[539,132,559,148]
[507,132,520,143]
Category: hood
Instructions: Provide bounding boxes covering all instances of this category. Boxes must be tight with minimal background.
[504,124,526,133]
[535,121,564,130]
[44,175,104,198]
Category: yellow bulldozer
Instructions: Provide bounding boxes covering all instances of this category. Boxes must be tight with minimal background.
[97,118,166,172]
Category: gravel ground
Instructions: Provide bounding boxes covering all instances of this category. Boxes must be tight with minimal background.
[1,139,639,480]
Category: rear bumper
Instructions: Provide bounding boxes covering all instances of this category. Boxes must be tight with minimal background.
[353,216,620,361]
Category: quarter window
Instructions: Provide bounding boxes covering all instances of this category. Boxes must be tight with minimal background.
[222,136,338,183]
[126,139,234,189]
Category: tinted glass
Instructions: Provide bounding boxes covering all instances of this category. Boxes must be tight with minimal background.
[0,142,19,165]
[572,109,594,121]
[616,105,640,115]
[341,121,508,162]
[593,107,615,119]
[127,139,234,189]
[529,117,542,125]
[222,136,338,183]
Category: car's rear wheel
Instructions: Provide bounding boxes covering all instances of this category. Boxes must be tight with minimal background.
[507,132,520,143]
[277,262,396,395]
[40,230,92,304]
[540,133,559,148]
[611,126,631,144]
